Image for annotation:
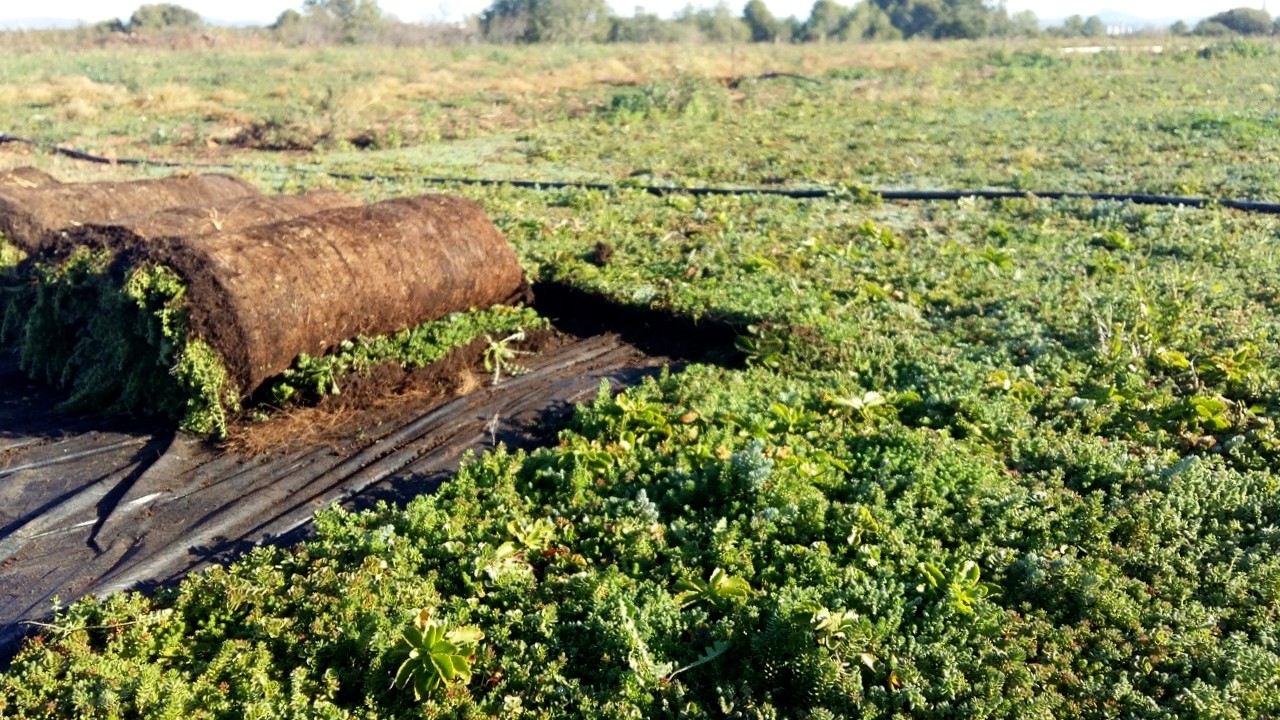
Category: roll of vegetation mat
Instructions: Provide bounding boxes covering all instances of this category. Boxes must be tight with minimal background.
[43,190,360,259]
[0,170,61,273]
[6,191,362,386]
[0,173,259,253]
[53,193,531,435]
[150,194,530,391]
[0,167,59,189]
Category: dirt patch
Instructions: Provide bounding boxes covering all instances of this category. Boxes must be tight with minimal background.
[588,241,614,267]
[532,280,747,366]
[225,328,562,456]
[226,119,325,151]
[139,194,528,394]
[0,168,59,190]
[43,191,359,260]
[0,174,258,252]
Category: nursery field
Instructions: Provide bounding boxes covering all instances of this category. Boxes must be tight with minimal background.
[4,38,1280,717]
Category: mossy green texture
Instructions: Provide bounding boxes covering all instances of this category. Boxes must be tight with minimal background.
[0,236,27,345]
[0,237,23,271]
[6,251,546,436]
[7,42,1280,718]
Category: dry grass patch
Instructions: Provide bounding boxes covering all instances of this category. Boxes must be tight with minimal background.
[134,83,206,112]
[207,88,249,104]
[0,75,128,110]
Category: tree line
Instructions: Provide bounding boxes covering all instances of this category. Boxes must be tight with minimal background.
[87,2,1280,46]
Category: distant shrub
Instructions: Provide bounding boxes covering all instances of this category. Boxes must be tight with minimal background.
[1194,20,1235,37]
[985,48,1061,69]
[607,13,699,43]
[1198,37,1274,58]
[127,3,204,32]
[93,18,128,34]
[1204,7,1273,35]
[600,78,728,123]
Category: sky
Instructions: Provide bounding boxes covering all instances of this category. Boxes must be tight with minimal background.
[0,0,1266,26]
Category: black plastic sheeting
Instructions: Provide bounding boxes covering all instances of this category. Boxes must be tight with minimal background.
[0,335,667,655]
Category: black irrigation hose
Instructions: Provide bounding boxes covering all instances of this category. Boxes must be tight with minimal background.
[6,131,1280,215]
[727,72,822,89]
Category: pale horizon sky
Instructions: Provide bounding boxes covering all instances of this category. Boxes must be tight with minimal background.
[0,0,1266,26]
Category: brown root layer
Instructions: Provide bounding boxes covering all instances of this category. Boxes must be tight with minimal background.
[0,174,258,252]
[139,194,529,395]
[43,191,359,260]
[225,328,562,456]
[531,280,747,366]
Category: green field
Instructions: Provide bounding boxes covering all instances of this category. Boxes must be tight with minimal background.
[4,38,1280,718]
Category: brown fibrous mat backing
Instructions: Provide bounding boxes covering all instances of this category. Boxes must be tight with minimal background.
[136,194,529,394]
[0,174,259,251]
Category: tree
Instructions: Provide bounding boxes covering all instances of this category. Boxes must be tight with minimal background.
[932,0,1003,38]
[1008,9,1040,37]
[1082,14,1106,37]
[1194,19,1233,36]
[127,3,203,31]
[743,0,785,42]
[1169,19,1189,35]
[783,14,805,38]
[872,0,941,38]
[302,0,384,42]
[801,0,849,41]
[677,2,750,42]
[608,12,694,42]
[1205,7,1272,35]
[303,0,380,22]
[529,0,611,43]
[845,2,901,40]
[481,0,611,42]
[1051,14,1084,37]
[271,9,304,30]
[94,18,129,34]
[480,0,531,42]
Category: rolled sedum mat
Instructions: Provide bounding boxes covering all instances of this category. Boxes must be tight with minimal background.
[138,194,529,393]
[44,190,360,259]
[0,173,259,252]
[3,171,531,435]
[7,190,362,385]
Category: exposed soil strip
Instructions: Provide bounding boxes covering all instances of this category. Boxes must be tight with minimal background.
[0,333,668,656]
[6,132,1280,215]
[532,280,747,365]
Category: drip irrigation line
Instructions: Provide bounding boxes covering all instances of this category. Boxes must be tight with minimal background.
[5,131,1280,215]
[727,72,822,89]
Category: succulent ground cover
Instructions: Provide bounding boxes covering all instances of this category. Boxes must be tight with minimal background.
[1,243,546,435]
[3,39,1280,718]
[5,242,545,430]
[0,237,22,268]
[0,190,540,437]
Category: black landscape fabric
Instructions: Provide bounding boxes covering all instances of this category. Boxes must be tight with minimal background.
[0,337,666,658]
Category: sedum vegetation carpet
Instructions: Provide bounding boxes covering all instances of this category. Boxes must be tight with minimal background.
[3,38,1280,718]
